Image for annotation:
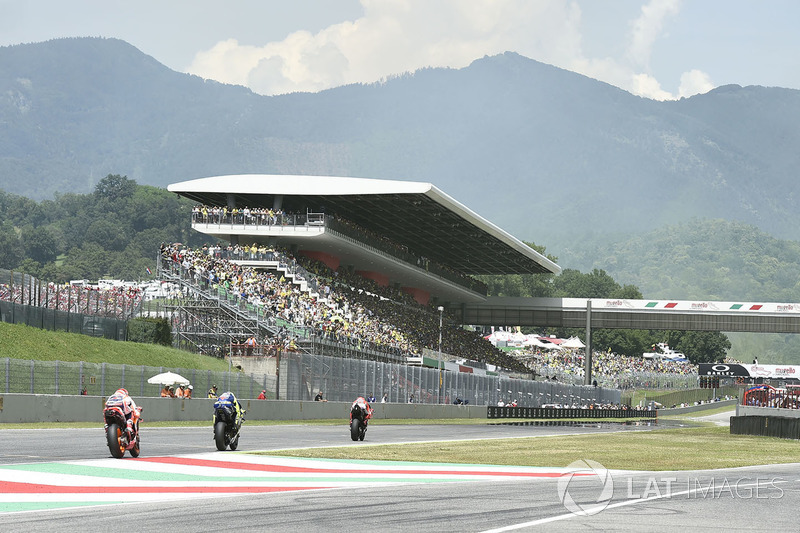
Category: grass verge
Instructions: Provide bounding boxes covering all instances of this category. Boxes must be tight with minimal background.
[0,322,230,370]
[254,425,800,471]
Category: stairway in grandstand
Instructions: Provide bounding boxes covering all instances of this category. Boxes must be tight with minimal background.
[157,259,286,357]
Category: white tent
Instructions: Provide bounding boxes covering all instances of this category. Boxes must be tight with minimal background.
[561,336,585,349]
[522,336,550,348]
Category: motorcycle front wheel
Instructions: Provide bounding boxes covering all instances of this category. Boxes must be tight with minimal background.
[214,421,227,451]
[350,418,360,441]
[106,423,125,459]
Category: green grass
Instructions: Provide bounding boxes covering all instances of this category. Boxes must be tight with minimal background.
[0,321,230,371]
[255,425,800,471]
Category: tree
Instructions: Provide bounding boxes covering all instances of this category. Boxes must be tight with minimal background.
[21,225,57,264]
[553,268,620,298]
[0,221,24,269]
[94,174,136,203]
[670,330,731,364]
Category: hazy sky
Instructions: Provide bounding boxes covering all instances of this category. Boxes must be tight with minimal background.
[2,0,798,100]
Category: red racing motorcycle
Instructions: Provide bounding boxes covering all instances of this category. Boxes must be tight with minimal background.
[103,396,142,459]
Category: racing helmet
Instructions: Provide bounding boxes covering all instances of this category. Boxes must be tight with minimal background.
[115,388,128,396]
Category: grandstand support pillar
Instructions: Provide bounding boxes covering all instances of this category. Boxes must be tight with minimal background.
[584,300,592,386]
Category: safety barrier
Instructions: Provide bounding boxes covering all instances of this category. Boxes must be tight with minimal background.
[486,406,654,419]
[730,415,800,440]
[0,394,487,423]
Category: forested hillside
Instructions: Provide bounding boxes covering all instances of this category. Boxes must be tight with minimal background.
[0,175,201,281]
[555,219,800,364]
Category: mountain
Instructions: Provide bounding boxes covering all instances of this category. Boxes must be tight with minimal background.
[2,37,800,249]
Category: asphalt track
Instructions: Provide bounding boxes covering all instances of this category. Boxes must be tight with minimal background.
[1,418,799,532]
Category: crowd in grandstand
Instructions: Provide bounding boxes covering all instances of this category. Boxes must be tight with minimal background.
[161,241,526,370]
[525,348,695,379]
[191,205,488,295]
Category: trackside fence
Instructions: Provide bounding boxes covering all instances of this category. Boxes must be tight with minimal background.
[282,351,622,407]
[0,358,275,400]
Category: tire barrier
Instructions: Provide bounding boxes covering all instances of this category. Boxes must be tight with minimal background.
[730,415,800,440]
[486,406,654,419]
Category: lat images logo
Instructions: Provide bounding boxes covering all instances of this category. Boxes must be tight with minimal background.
[557,459,614,516]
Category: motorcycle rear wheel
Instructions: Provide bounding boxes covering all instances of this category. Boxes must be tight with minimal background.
[106,423,125,459]
[350,418,360,441]
[359,425,366,441]
[229,434,239,450]
[214,421,227,451]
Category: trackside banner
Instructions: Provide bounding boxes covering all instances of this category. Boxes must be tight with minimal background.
[699,363,800,380]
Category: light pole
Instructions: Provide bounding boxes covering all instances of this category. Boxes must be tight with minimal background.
[437,305,444,404]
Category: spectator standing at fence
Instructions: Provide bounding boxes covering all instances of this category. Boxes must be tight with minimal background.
[381,393,388,403]
[176,384,185,398]
[161,385,171,398]
[208,385,218,399]
[258,390,267,400]
[314,390,326,402]
[245,335,257,356]
[185,385,193,399]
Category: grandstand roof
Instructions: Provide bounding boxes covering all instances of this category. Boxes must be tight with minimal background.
[168,174,560,276]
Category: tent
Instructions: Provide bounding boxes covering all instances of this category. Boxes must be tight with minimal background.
[561,336,586,349]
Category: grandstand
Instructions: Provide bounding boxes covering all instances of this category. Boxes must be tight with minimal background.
[157,175,563,386]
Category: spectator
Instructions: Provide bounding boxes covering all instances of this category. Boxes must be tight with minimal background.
[257,390,267,400]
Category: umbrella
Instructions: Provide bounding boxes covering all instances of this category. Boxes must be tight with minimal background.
[147,371,190,385]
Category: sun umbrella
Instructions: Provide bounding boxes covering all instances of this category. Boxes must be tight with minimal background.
[147,371,190,385]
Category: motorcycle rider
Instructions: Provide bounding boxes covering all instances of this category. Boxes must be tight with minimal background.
[105,388,139,438]
[214,391,244,426]
[350,396,373,426]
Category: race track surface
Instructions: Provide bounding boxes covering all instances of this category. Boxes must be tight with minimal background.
[1,418,798,531]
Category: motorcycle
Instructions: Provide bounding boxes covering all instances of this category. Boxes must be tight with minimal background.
[103,401,142,459]
[213,392,245,451]
[350,401,371,441]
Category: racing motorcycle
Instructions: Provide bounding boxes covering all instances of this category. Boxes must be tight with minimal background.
[103,400,142,459]
[350,400,370,441]
[213,392,245,451]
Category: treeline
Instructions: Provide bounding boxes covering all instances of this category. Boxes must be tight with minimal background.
[0,174,203,282]
[480,243,731,364]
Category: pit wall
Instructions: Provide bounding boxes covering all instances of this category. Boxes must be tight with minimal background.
[0,394,487,423]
